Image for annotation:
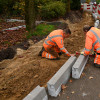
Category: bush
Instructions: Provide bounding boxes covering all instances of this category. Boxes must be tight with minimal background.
[13,0,25,17]
[41,1,66,20]
[0,0,18,16]
[86,0,90,3]
[96,0,100,4]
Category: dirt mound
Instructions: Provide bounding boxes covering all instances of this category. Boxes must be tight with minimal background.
[0,48,16,61]
[0,12,94,100]
[65,10,83,23]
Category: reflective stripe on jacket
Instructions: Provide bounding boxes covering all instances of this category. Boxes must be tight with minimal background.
[43,29,71,56]
[84,27,100,56]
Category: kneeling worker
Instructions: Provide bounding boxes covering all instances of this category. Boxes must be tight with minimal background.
[82,25,100,67]
[38,28,75,59]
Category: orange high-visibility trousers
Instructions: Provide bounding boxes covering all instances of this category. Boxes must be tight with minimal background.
[94,54,100,64]
[42,51,57,59]
[42,46,61,59]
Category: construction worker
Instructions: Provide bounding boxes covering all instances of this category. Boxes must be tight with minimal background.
[38,28,75,60]
[82,25,100,67]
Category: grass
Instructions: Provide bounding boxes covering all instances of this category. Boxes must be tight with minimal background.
[26,24,56,39]
[3,41,11,46]
[0,18,3,23]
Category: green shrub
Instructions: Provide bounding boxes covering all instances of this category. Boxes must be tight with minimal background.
[96,0,100,4]
[26,24,55,39]
[13,0,25,17]
[0,0,17,16]
[41,1,66,20]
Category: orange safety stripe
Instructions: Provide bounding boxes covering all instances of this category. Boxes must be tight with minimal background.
[85,48,91,52]
[90,30,100,43]
[92,40,98,47]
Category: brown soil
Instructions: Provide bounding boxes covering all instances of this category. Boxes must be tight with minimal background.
[0,12,94,100]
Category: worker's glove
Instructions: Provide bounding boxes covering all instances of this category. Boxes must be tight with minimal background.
[80,52,84,55]
[70,54,75,56]
[91,51,96,56]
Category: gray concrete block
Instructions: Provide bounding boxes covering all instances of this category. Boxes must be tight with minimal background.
[94,20,99,28]
[47,56,77,97]
[92,13,98,20]
[3,25,26,31]
[46,21,62,25]
[35,21,46,25]
[72,55,89,79]
[6,19,25,22]
[23,85,48,100]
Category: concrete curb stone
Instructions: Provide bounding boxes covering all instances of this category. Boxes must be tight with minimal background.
[23,85,48,100]
[47,56,77,97]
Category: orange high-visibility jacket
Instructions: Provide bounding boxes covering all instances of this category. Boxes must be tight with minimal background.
[43,29,71,56]
[84,27,100,55]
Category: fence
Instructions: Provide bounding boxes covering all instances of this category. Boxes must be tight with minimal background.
[81,2,100,19]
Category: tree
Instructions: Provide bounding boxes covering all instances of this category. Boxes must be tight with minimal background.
[61,0,71,13]
[67,0,71,12]
[86,0,90,3]
[96,0,100,4]
[0,0,17,15]
[25,0,36,34]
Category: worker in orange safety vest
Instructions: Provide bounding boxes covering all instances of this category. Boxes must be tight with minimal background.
[82,25,100,67]
[38,28,75,60]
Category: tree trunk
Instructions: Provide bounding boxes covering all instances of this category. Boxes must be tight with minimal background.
[25,0,35,34]
[67,0,70,13]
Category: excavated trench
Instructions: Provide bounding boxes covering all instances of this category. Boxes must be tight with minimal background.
[0,12,94,100]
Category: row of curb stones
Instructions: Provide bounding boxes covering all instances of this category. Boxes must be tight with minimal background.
[23,52,89,100]
[23,56,77,100]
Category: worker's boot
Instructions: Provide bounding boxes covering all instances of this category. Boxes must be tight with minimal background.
[38,47,45,56]
[54,57,60,60]
[94,63,100,68]
[58,52,62,56]
[50,57,60,60]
